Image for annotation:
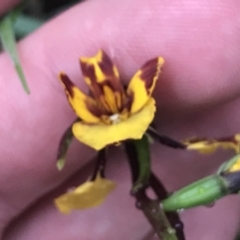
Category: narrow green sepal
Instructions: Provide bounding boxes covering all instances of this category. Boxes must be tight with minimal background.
[0,10,30,93]
[56,122,76,171]
[162,175,229,212]
[145,132,154,144]
[56,158,66,171]
[147,127,186,149]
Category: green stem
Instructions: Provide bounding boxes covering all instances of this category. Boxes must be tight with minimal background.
[136,191,178,240]
[124,140,179,240]
[131,135,151,193]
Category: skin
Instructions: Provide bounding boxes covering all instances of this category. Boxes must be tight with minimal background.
[1,0,240,239]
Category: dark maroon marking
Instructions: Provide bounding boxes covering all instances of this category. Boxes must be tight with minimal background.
[140,58,159,89]
[86,80,113,115]
[85,98,105,117]
[98,50,115,77]
[122,91,134,111]
[59,73,75,97]
[89,80,104,98]
[98,51,125,94]
[218,136,237,144]
[99,78,125,99]
[90,79,125,113]
[80,61,97,83]
[183,135,237,145]
[96,102,110,116]
[80,59,120,109]
[185,137,211,144]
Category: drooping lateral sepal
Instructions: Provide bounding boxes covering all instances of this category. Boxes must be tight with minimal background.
[54,174,116,214]
[183,134,240,154]
[55,149,116,213]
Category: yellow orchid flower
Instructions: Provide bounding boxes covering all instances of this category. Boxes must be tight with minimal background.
[59,49,164,151]
[55,50,164,213]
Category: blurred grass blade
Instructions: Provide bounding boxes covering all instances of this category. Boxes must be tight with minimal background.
[0,12,30,94]
[14,14,43,38]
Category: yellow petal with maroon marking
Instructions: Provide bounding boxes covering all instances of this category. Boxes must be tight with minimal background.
[59,73,101,123]
[55,174,116,214]
[80,49,120,84]
[72,98,156,150]
[80,50,125,113]
[127,57,164,114]
[184,134,240,154]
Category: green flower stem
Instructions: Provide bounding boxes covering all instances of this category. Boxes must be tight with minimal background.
[136,191,178,240]
[131,135,151,193]
[149,173,185,240]
[124,140,179,240]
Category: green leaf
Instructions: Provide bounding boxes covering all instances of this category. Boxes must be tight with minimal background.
[0,11,30,94]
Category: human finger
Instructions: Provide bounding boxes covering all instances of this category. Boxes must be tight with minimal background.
[0,0,240,237]
[0,0,21,15]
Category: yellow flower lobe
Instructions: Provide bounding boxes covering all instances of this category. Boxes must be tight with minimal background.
[55,174,116,214]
